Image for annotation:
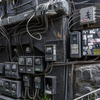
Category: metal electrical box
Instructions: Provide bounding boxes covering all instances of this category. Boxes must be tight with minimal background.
[80,6,96,25]
[3,79,21,98]
[45,44,57,61]
[5,62,21,79]
[70,31,81,58]
[45,76,56,95]
[82,28,100,56]
[0,95,20,100]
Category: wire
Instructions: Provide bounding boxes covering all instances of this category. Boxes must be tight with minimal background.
[71,0,91,4]
[69,21,80,31]
[27,87,37,100]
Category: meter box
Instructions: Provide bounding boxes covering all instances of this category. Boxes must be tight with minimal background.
[5,62,21,79]
[0,95,20,100]
[23,75,30,87]
[3,79,21,98]
[82,28,100,56]
[19,57,26,73]
[70,31,81,58]
[45,44,57,61]
[34,56,45,72]
[34,77,41,89]
[26,56,34,74]
[45,76,56,95]
[80,6,96,25]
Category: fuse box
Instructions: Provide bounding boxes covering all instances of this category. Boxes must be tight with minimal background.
[70,31,81,58]
[5,62,21,79]
[45,76,56,95]
[80,6,96,25]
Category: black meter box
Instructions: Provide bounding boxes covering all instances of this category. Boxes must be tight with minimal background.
[0,78,21,98]
[19,56,44,74]
[5,62,21,79]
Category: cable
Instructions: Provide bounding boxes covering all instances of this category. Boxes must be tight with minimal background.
[27,87,37,100]
[69,21,80,31]
[70,0,91,4]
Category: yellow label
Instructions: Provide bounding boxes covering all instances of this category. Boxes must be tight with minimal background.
[93,49,100,55]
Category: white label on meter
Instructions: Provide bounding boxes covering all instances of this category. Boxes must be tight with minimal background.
[71,44,78,54]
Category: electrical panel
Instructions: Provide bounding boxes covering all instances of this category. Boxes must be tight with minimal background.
[70,31,81,58]
[0,95,20,100]
[5,62,21,79]
[45,76,56,95]
[82,28,100,56]
[19,56,45,74]
[34,77,41,89]
[80,6,96,25]
[45,44,57,61]
[0,78,21,98]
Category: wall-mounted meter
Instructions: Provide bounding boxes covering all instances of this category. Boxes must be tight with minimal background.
[80,6,96,25]
[45,44,56,61]
[45,76,56,95]
[70,31,81,58]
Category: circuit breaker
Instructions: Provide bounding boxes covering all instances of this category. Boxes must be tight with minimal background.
[45,76,56,95]
[34,56,44,72]
[19,57,26,73]
[0,79,4,93]
[80,6,96,25]
[82,28,100,56]
[45,44,57,61]
[34,77,41,89]
[5,62,21,79]
[70,31,81,58]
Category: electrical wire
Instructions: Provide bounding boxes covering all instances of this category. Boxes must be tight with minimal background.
[70,0,91,4]
[27,87,37,100]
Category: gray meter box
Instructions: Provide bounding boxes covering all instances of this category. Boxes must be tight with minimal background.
[80,6,96,25]
[70,31,81,58]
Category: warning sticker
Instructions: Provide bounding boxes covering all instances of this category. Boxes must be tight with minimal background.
[93,49,100,55]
